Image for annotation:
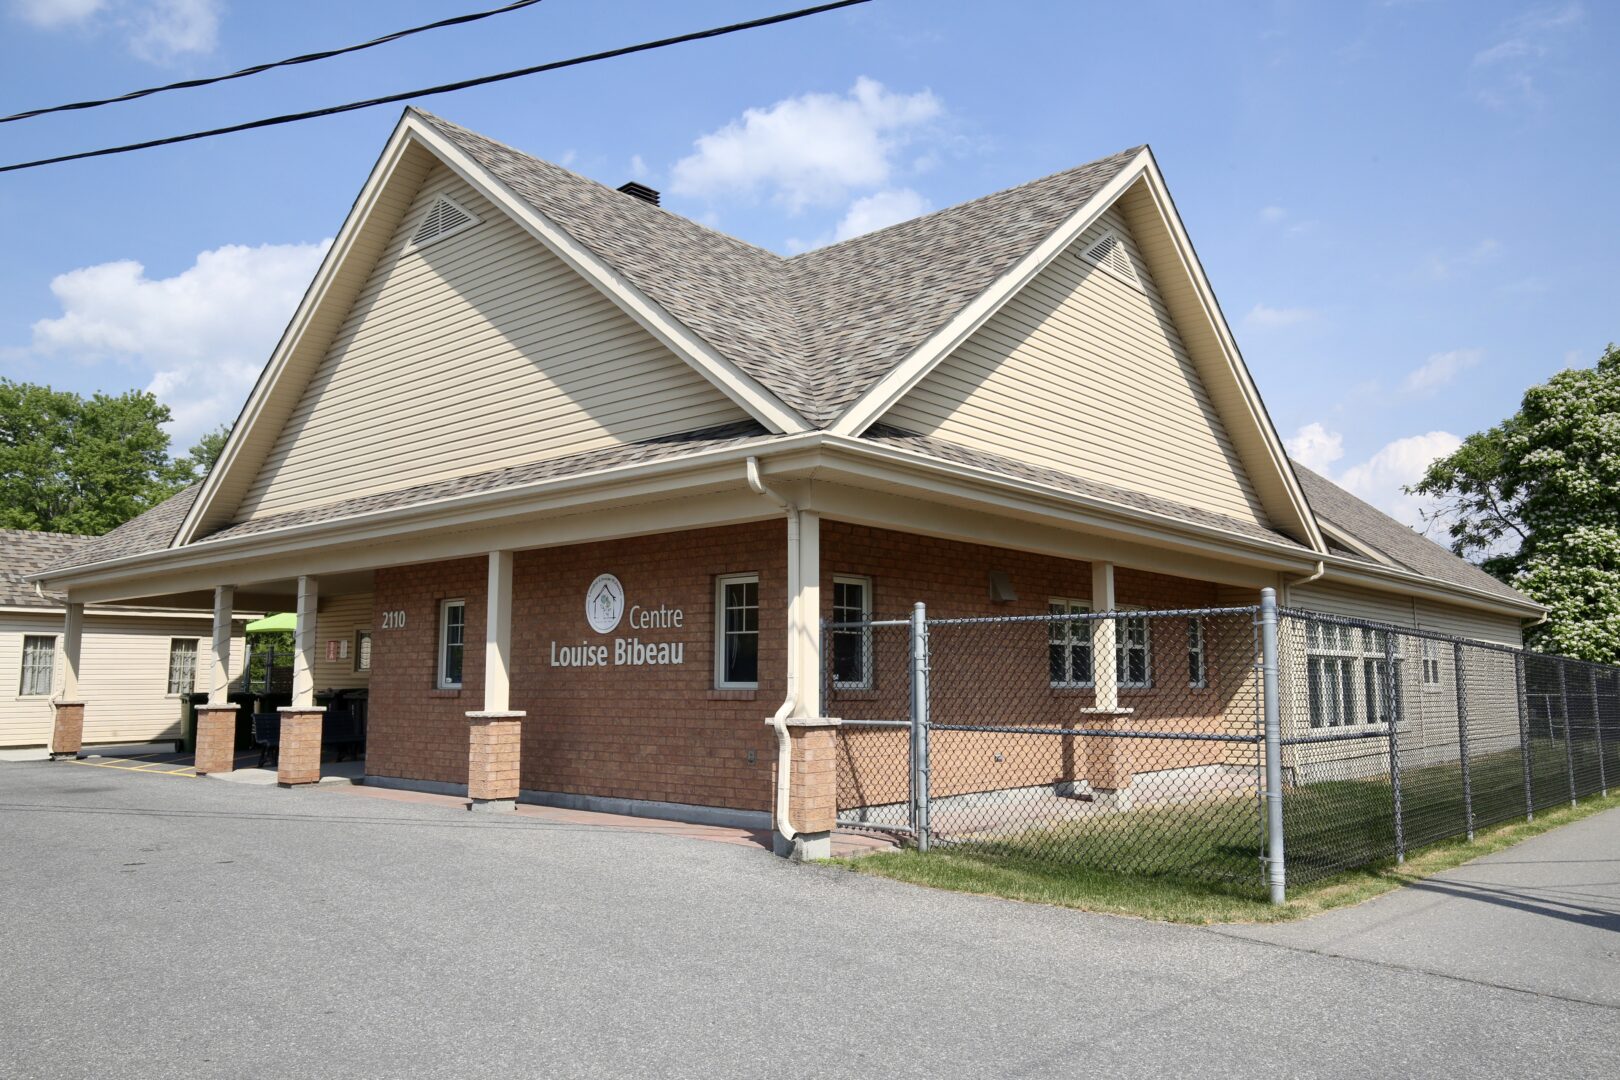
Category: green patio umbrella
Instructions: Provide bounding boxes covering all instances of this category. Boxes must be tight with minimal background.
[244,612,296,634]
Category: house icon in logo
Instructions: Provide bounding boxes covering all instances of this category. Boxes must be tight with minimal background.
[585,574,625,634]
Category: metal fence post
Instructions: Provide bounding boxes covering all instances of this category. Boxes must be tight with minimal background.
[1259,589,1286,905]
[909,601,931,853]
[1515,653,1534,821]
[1452,642,1474,841]
[1559,662,1577,808]
[1385,630,1406,864]
[1590,668,1608,798]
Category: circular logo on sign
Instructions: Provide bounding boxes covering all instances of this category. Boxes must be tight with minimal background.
[585,574,625,634]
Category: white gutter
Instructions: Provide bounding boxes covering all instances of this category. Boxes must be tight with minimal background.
[746,456,800,844]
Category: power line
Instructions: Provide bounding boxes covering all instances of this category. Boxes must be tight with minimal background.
[0,0,871,176]
[0,0,548,125]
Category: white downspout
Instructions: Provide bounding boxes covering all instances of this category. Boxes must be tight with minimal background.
[747,456,800,843]
[1281,560,1326,604]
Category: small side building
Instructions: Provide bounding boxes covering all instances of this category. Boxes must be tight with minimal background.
[0,529,245,752]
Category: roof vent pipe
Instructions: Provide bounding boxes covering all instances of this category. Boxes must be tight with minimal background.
[617,181,660,206]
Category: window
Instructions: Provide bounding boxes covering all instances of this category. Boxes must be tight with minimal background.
[1049,599,1093,687]
[1306,620,1396,728]
[19,635,55,697]
[1187,617,1207,689]
[1421,640,1443,691]
[831,575,873,689]
[1116,610,1152,689]
[438,600,465,689]
[354,631,372,673]
[166,639,198,696]
[715,574,759,688]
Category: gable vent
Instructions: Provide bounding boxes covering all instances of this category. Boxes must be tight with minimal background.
[1079,230,1141,288]
[410,196,479,249]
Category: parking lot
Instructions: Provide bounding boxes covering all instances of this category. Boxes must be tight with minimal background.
[2,759,1615,1079]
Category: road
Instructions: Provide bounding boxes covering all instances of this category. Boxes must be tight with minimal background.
[1,760,1614,1079]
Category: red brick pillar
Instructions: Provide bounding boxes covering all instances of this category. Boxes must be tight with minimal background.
[194,704,239,775]
[466,711,524,811]
[1083,707,1135,809]
[777,718,839,859]
[49,702,85,760]
[276,707,325,787]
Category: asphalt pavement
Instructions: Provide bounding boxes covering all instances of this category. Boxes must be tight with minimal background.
[1,760,1614,1079]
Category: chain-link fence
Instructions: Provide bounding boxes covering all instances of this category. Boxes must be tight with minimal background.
[826,595,1618,901]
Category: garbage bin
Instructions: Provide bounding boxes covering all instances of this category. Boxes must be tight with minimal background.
[178,692,204,753]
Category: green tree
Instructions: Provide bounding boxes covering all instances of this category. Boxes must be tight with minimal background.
[1412,345,1620,660]
[0,380,185,535]
[170,424,232,482]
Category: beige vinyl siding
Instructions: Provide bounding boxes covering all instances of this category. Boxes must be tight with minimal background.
[312,593,373,689]
[1414,600,1524,648]
[235,164,747,522]
[1289,581,1418,628]
[881,207,1269,527]
[1,613,244,748]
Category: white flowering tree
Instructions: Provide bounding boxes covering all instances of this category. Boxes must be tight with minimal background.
[1412,344,1620,662]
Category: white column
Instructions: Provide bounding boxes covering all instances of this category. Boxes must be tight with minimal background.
[1091,561,1118,712]
[484,550,515,713]
[292,576,318,708]
[795,511,822,718]
[209,585,235,705]
[60,601,84,700]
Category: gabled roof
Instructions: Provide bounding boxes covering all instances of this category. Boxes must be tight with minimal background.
[1291,463,1531,606]
[415,111,1141,427]
[1,528,93,607]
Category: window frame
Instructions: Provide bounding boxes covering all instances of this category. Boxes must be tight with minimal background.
[1187,616,1208,689]
[1306,620,1396,729]
[1113,606,1153,690]
[831,574,874,690]
[714,573,760,690]
[354,630,373,673]
[1421,639,1443,692]
[165,637,199,697]
[437,599,466,690]
[1048,598,1093,689]
[18,634,57,698]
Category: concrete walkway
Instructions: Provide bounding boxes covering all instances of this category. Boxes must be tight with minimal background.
[0,760,1613,1079]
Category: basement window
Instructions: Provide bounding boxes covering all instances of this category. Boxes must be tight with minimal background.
[409,195,480,250]
[1079,230,1142,289]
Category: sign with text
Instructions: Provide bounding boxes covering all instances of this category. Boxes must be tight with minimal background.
[552,574,688,669]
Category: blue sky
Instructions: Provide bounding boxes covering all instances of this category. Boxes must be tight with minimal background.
[1,0,1614,529]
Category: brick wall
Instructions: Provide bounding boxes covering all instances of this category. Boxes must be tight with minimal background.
[363,519,1254,815]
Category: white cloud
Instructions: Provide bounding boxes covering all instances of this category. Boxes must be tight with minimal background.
[11,0,106,27]
[1401,348,1482,394]
[1259,205,1288,224]
[628,154,648,181]
[1244,302,1317,328]
[832,188,931,242]
[1470,3,1583,107]
[1293,424,1463,530]
[10,0,218,61]
[670,77,944,211]
[128,0,218,63]
[1428,238,1500,280]
[1284,422,1344,474]
[23,239,329,443]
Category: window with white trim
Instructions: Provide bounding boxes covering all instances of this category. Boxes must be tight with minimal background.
[355,631,372,673]
[1187,617,1207,689]
[1306,621,1396,728]
[1116,608,1152,689]
[1421,640,1443,691]
[438,600,465,689]
[19,635,55,697]
[715,574,759,689]
[166,638,199,696]
[1048,599,1093,687]
[831,575,873,689]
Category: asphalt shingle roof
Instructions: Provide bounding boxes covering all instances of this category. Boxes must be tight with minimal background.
[1291,463,1533,606]
[41,486,200,575]
[1,529,94,607]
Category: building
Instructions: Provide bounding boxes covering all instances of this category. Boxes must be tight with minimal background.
[2,529,245,753]
[31,108,1541,852]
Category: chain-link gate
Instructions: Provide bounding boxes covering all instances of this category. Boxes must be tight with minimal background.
[827,593,1620,902]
